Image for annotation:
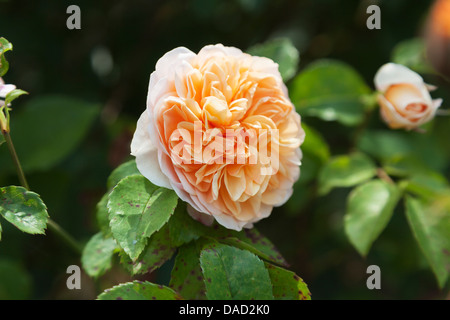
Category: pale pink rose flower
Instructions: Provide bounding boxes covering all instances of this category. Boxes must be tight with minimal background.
[131,44,305,231]
[0,77,16,107]
[374,63,442,130]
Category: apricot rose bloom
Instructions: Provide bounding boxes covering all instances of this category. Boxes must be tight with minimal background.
[374,63,442,130]
[131,44,305,231]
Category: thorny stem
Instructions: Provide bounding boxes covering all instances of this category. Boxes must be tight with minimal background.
[1,129,82,255]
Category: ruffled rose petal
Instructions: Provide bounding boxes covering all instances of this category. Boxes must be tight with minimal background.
[132,44,304,231]
[131,111,172,189]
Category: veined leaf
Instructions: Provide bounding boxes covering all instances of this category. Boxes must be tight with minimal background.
[0,186,48,235]
[107,175,178,261]
[344,179,401,256]
[200,243,274,300]
[98,280,183,300]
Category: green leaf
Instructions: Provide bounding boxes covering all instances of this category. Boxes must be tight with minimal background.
[265,263,311,300]
[401,173,449,201]
[96,193,111,237]
[247,37,300,82]
[107,159,140,190]
[290,59,371,126]
[200,243,274,300]
[0,95,100,173]
[108,174,178,261]
[318,153,377,195]
[405,195,450,288]
[344,180,401,257]
[357,130,447,172]
[120,224,176,275]
[392,38,434,74]
[4,89,28,106]
[169,239,209,300]
[0,259,32,299]
[168,201,210,247]
[0,134,4,147]
[0,186,48,235]
[98,280,183,300]
[0,38,13,77]
[301,122,330,164]
[198,223,289,267]
[81,232,117,278]
[219,233,288,267]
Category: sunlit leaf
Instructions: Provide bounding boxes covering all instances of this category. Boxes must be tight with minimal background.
[247,37,300,82]
[405,195,450,288]
[0,186,48,235]
[290,59,371,126]
[108,175,178,261]
[344,179,401,256]
[98,281,183,300]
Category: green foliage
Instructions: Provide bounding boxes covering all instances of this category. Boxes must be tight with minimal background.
[0,38,12,77]
[106,159,140,190]
[169,239,208,300]
[98,281,183,300]
[0,186,48,235]
[392,38,433,74]
[301,122,330,165]
[358,130,446,172]
[290,59,371,126]
[265,262,311,300]
[247,37,300,82]
[120,224,176,275]
[0,259,32,299]
[81,232,117,278]
[107,174,178,261]
[318,153,377,195]
[405,195,450,288]
[200,243,274,300]
[4,89,28,107]
[0,95,100,173]
[344,180,402,256]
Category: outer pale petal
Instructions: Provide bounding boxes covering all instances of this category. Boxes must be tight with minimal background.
[149,47,196,90]
[0,84,16,98]
[374,63,425,92]
[131,111,172,189]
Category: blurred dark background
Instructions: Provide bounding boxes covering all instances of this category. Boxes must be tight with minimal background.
[0,0,447,299]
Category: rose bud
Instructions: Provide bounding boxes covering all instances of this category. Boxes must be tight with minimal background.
[374,63,443,130]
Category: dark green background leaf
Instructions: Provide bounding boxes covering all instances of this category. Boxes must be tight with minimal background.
[0,95,100,173]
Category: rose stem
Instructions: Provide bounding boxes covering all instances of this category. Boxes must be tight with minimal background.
[1,129,83,255]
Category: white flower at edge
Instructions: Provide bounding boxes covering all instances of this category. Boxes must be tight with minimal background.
[0,77,16,107]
